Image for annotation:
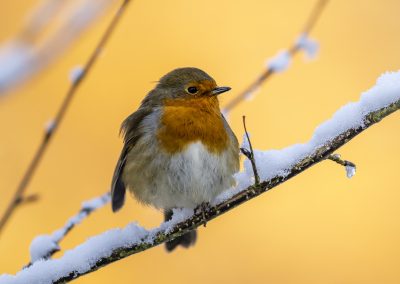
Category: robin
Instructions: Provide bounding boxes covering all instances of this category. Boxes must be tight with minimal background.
[111,67,239,251]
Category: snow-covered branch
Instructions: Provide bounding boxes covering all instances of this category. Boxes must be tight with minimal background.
[2,70,399,284]
[28,193,111,265]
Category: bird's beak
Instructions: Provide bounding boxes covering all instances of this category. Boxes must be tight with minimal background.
[212,86,231,96]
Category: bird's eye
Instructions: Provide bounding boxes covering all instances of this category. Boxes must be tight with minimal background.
[187,86,198,94]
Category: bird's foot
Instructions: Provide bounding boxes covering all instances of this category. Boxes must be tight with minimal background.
[195,202,212,227]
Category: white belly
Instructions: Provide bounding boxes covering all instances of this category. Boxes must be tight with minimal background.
[124,141,236,209]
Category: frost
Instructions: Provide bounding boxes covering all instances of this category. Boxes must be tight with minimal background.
[296,33,319,59]
[267,50,291,72]
[345,165,356,179]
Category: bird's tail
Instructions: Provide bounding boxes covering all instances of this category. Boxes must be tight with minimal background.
[164,209,197,252]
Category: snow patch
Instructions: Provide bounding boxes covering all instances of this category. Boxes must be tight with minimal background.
[69,66,84,83]
[30,236,60,263]
[296,33,319,59]
[345,165,356,179]
[267,50,291,72]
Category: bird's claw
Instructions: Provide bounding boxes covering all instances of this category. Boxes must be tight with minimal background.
[195,202,211,227]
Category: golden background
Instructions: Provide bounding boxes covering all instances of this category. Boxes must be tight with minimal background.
[0,0,399,283]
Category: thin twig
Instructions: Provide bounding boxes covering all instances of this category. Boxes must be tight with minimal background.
[15,194,40,206]
[0,0,132,236]
[327,153,357,178]
[222,0,329,113]
[240,116,260,185]
[327,154,356,168]
[300,0,329,38]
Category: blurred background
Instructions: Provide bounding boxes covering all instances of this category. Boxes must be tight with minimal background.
[0,0,399,283]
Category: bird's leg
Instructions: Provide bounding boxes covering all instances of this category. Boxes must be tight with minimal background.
[195,202,211,227]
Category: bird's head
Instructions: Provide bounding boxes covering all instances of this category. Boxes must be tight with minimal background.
[152,67,231,101]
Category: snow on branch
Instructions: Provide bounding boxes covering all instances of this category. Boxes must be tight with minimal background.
[0,0,117,94]
[222,0,328,115]
[28,193,111,265]
[1,70,399,284]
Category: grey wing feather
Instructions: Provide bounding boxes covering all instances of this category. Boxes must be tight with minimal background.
[111,107,152,212]
[221,113,239,147]
[221,113,240,171]
[111,146,128,212]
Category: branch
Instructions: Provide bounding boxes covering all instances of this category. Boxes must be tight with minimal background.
[14,194,40,207]
[26,193,111,267]
[327,154,357,178]
[0,0,117,93]
[240,116,260,185]
[1,71,399,284]
[222,0,328,114]
[0,0,132,236]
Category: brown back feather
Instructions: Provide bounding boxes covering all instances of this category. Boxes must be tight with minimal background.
[111,107,152,212]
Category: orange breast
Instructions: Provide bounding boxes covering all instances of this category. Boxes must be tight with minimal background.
[157,96,228,154]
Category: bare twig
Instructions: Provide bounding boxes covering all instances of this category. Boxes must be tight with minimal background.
[15,194,40,206]
[240,116,260,185]
[328,153,355,167]
[0,0,133,236]
[222,0,329,113]
[327,154,357,178]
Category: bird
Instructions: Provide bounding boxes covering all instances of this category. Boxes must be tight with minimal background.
[111,67,239,252]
